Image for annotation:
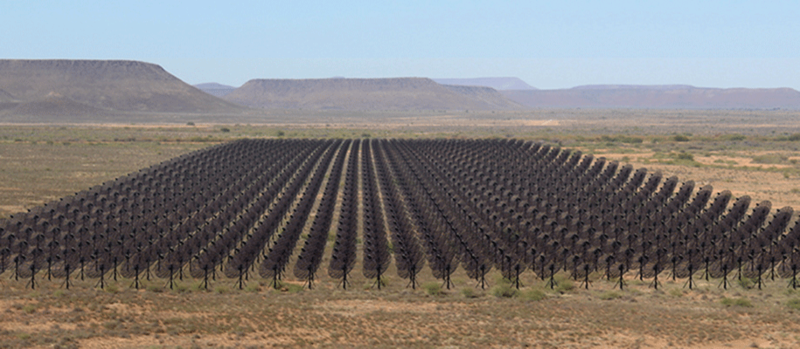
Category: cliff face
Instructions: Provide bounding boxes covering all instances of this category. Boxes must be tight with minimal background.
[224,77,523,110]
[502,86,800,109]
[0,60,244,114]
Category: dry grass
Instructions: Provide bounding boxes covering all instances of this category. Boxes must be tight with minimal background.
[1,270,800,348]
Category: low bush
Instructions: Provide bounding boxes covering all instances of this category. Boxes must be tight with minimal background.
[720,297,753,307]
[491,283,519,298]
[460,287,480,298]
[751,154,788,164]
[423,282,442,296]
[673,135,690,142]
[599,291,622,300]
[521,289,547,301]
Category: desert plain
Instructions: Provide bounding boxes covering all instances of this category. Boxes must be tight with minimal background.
[0,108,800,348]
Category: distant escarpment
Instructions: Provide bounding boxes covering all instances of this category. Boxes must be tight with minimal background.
[441,85,525,109]
[194,82,237,97]
[502,85,800,109]
[223,77,523,111]
[0,60,245,118]
[433,77,537,91]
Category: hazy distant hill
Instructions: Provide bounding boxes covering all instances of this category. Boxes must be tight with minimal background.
[0,60,245,117]
[502,85,800,109]
[441,85,524,109]
[224,77,522,110]
[433,77,536,90]
[570,84,695,90]
[194,82,237,97]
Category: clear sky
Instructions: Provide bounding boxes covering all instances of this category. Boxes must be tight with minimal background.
[2,0,798,89]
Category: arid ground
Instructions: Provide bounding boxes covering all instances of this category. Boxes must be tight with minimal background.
[1,109,800,348]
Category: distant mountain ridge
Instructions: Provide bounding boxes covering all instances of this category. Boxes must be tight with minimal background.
[502,85,800,109]
[570,84,696,90]
[224,77,522,110]
[3,58,799,122]
[0,60,244,119]
[433,77,536,90]
[194,82,237,97]
[441,84,525,109]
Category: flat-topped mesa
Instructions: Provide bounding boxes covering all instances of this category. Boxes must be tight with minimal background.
[223,77,523,110]
[0,59,244,114]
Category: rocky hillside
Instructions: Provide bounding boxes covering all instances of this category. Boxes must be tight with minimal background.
[223,77,522,110]
[0,60,245,117]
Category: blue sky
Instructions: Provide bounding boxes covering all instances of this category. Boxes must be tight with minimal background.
[2,1,798,89]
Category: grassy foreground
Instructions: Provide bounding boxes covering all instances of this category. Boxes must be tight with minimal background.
[3,268,800,348]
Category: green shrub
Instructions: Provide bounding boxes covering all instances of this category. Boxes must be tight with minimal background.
[788,298,800,310]
[521,289,547,301]
[599,291,622,300]
[720,134,746,141]
[599,135,643,144]
[279,283,304,293]
[788,133,800,141]
[173,283,189,293]
[673,135,690,142]
[460,287,480,298]
[737,277,755,289]
[245,283,260,293]
[675,152,694,161]
[720,297,753,307]
[423,282,442,296]
[752,154,788,164]
[220,127,231,133]
[552,274,575,294]
[22,304,37,314]
[491,283,519,298]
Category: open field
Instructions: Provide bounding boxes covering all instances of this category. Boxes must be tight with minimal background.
[1,109,800,348]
